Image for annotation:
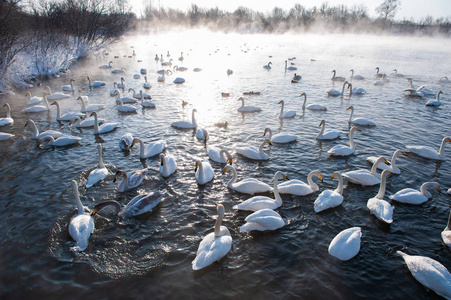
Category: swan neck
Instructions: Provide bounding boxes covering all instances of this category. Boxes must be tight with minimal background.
[318,122,325,136]
[55,102,61,119]
[265,129,272,141]
[334,174,343,194]
[197,162,204,178]
[138,139,145,157]
[259,140,266,158]
[348,107,354,123]
[214,210,223,237]
[273,175,282,206]
[192,110,197,128]
[370,158,383,175]
[279,101,284,115]
[5,104,11,118]
[301,94,307,110]
[73,183,84,215]
[93,113,100,133]
[98,145,105,168]
[118,172,127,192]
[349,129,356,149]
[446,210,451,230]
[307,172,319,190]
[375,173,388,199]
[29,120,39,138]
[438,138,448,159]
[88,77,92,87]
[227,167,237,188]
[341,82,346,94]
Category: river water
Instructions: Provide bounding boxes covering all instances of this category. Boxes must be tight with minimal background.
[0,30,450,299]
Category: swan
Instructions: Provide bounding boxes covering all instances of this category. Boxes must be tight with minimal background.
[116,100,138,113]
[0,103,14,126]
[61,79,75,91]
[193,68,202,72]
[178,52,184,61]
[347,82,366,95]
[143,76,151,89]
[25,91,42,105]
[442,209,451,247]
[99,61,113,69]
[129,88,151,100]
[328,227,361,261]
[171,108,197,129]
[439,76,451,83]
[342,156,389,186]
[227,69,233,75]
[391,69,404,77]
[278,100,296,118]
[159,152,177,177]
[349,69,364,80]
[70,116,105,128]
[116,77,126,89]
[408,78,434,95]
[90,111,119,134]
[367,150,407,174]
[132,137,166,158]
[375,67,387,79]
[222,165,272,195]
[44,86,70,100]
[86,144,108,188]
[196,128,209,142]
[140,68,147,75]
[406,136,450,160]
[327,127,360,156]
[316,120,342,140]
[397,251,451,299]
[38,135,82,147]
[300,93,327,111]
[240,208,285,233]
[51,101,85,121]
[114,90,137,104]
[314,171,344,213]
[87,76,106,88]
[174,65,188,72]
[236,138,271,160]
[24,119,63,140]
[263,127,297,144]
[23,93,51,112]
[389,182,440,205]
[426,90,443,106]
[278,170,322,196]
[292,73,302,82]
[285,60,297,70]
[76,89,88,103]
[237,97,261,113]
[331,70,346,81]
[91,191,165,218]
[111,67,126,74]
[208,146,232,164]
[0,132,14,140]
[192,204,232,270]
[347,105,376,126]
[327,81,348,96]
[195,159,215,185]
[173,77,185,84]
[119,133,134,152]
[114,168,147,192]
[68,180,94,251]
[155,54,159,61]
[110,82,119,96]
[139,94,156,108]
[263,62,272,69]
[77,96,105,113]
[161,58,173,66]
[367,170,393,224]
[233,171,288,211]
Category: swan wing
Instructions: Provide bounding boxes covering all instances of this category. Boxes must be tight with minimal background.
[314,190,343,212]
[86,167,108,188]
[278,180,313,196]
[232,196,278,211]
[69,214,94,251]
[145,140,167,157]
[122,191,165,217]
[367,198,393,223]
[328,227,361,261]
[328,145,354,156]
[232,179,272,195]
[240,209,284,232]
[192,230,232,270]
[389,188,427,204]
[342,170,380,186]
[271,133,297,143]
[406,145,441,160]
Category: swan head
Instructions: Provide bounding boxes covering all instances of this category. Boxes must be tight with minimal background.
[113,170,125,183]
[222,165,234,174]
[350,126,361,133]
[346,105,354,111]
[278,100,284,105]
[312,170,323,182]
[50,101,58,106]
[90,112,98,117]
[275,171,289,181]
[331,171,341,180]
[69,117,81,126]
[216,203,225,217]
[237,97,244,102]
[26,91,31,97]
[194,160,201,172]
[319,120,325,126]
[38,136,55,148]
[160,153,165,166]
[263,128,271,136]
[375,67,379,72]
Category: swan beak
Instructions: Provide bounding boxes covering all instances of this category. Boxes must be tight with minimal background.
[355,128,361,132]
[195,163,199,172]
[401,152,408,156]
[160,158,164,166]
[331,174,336,179]
[113,171,120,183]
[24,122,28,127]
[384,159,391,165]
[319,175,323,182]
[222,168,226,174]
[346,106,352,110]
[319,120,324,126]
[267,140,272,146]
[50,101,56,105]
[278,100,282,104]
[283,174,289,180]
[90,112,95,117]
[91,207,99,216]
[437,187,441,192]
[69,120,73,125]
[228,159,232,165]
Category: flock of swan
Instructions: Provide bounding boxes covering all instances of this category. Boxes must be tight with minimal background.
[1,47,451,298]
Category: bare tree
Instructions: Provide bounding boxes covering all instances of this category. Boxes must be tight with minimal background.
[376,0,400,21]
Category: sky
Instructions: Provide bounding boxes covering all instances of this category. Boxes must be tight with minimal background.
[131,0,451,21]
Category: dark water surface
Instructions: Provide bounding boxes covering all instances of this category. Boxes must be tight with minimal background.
[0,31,450,299]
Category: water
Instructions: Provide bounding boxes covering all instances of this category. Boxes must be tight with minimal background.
[0,30,450,299]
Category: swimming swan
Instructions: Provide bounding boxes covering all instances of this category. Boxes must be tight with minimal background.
[442,209,451,248]
[367,170,393,224]
[406,136,450,160]
[240,208,285,233]
[263,62,272,69]
[316,120,342,140]
[86,143,109,188]
[347,105,376,126]
[119,133,134,152]
[0,103,14,126]
[300,92,327,111]
[207,146,233,164]
[367,150,407,174]
[389,182,440,205]
[349,69,364,80]
[331,70,346,81]
[44,86,70,100]
[327,127,360,156]
[68,180,94,251]
[314,171,344,213]
[24,119,63,140]
[159,152,177,177]
[327,81,348,96]
[195,159,215,185]
[425,90,443,107]
[171,109,197,129]
[77,96,105,113]
[132,137,166,158]
[51,101,85,121]
[25,91,42,105]
[222,165,272,195]
[236,138,271,160]
[113,168,147,192]
[61,79,75,91]
[23,93,51,112]
[328,227,361,261]
[263,127,297,144]
[342,156,389,186]
[90,112,119,134]
[38,135,82,147]
[347,82,366,95]
[237,97,261,113]
[278,170,322,196]
[278,100,296,118]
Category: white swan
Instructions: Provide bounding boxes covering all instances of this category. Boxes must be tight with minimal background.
[367,150,407,174]
[347,82,366,95]
[300,92,327,111]
[208,146,232,164]
[171,108,197,129]
[119,133,134,152]
[327,126,360,156]
[195,160,215,185]
[99,61,113,69]
[143,76,151,89]
[292,73,302,82]
[328,227,361,261]
[173,77,185,84]
[240,208,285,233]
[38,135,82,147]
[161,58,173,66]
[314,171,344,213]
[264,127,297,144]
[278,100,296,118]
[375,67,387,79]
[442,209,451,248]
[61,79,75,91]
[407,78,434,95]
[132,137,166,158]
[193,68,202,72]
[331,70,346,81]
[426,90,443,107]
[391,69,404,77]
[139,93,155,108]
[316,120,342,140]
[236,138,271,160]
[25,91,42,105]
[116,77,126,89]
[44,86,70,100]
[0,103,14,126]
[347,105,376,126]
[389,182,440,205]
[23,93,51,112]
[233,171,288,211]
[111,67,126,74]
[367,170,393,224]
[278,170,322,196]
[439,76,451,83]
[285,60,297,70]
[86,143,108,188]
[113,168,147,192]
[327,81,348,96]
[159,152,177,177]
[397,251,451,299]
[133,74,141,79]
[263,62,272,69]
[349,69,364,80]
[196,128,209,142]
[110,82,119,96]
[406,136,450,160]
[90,111,119,134]
[178,52,184,61]
[174,65,188,72]
[237,97,261,113]
[0,132,14,140]
[70,116,104,128]
[222,165,272,195]
[87,76,105,88]
[342,156,389,186]
[192,204,232,271]
[68,180,94,251]
[129,88,151,100]
[116,99,138,113]
[24,119,63,140]
[77,96,105,113]
[51,101,85,121]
